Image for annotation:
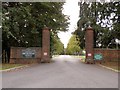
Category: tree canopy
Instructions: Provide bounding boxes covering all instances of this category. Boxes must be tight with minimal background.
[2,2,69,48]
[74,2,120,49]
[50,32,64,55]
[66,35,81,55]
[2,2,69,63]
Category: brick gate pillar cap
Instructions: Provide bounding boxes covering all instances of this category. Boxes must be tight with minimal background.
[43,27,50,30]
[85,27,93,31]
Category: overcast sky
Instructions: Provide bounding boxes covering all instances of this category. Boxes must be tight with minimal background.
[58,0,80,48]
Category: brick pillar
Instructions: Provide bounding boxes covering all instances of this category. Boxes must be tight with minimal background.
[41,27,50,63]
[85,27,94,64]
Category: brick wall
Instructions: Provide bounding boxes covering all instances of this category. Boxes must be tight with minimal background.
[94,48,120,62]
[10,47,41,64]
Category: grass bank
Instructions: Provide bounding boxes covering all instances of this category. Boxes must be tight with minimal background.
[0,64,24,70]
[100,61,119,71]
[72,55,85,59]
[52,55,59,58]
[76,56,119,71]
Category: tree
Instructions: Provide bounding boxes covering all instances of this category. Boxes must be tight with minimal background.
[66,35,81,55]
[2,2,69,47]
[74,2,120,49]
[2,2,69,63]
[50,32,64,55]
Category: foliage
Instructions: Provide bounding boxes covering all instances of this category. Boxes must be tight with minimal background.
[74,2,120,49]
[2,2,69,62]
[2,2,69,48]
[50,32,64,55]
[66,35,81,55]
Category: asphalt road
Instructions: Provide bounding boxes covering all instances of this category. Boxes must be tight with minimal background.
[2,55,118,88]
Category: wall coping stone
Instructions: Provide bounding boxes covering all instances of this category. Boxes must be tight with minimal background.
[94,48,120,50]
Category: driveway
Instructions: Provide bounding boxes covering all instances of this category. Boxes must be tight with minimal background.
[2,55,118,88]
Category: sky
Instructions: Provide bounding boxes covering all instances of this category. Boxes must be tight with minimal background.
[58,0,80,48]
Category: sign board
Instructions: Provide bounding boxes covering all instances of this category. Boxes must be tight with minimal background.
[94,54,103,60]
[44,52,47,56]
[22,48,36,58]
[88,53,92,56]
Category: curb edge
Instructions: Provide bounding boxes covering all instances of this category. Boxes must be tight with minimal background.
[98,64,120,73]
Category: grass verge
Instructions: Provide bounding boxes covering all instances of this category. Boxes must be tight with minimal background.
[52,55,59,58]
[100,61,119,71]
[0,64,24,70]
[72,55,85,59]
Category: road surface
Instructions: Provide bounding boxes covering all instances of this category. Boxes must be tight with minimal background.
[2,55,118,88]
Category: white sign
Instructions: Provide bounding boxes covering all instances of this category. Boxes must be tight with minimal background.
[88,53,92,56]
[44,52,47,56]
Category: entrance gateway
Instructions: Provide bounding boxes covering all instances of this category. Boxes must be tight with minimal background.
[10,25,98,64]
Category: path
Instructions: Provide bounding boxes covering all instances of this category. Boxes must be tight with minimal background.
[2,55,118,88]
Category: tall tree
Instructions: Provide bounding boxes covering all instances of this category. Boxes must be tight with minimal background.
[74,2,120,49]
[2,2,69,47]
[66,34,81,55]
[50,32,64,55]
[2,2,69,63]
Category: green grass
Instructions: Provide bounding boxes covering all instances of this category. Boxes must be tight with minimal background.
[77,56,119,71]
[52,55,59,58]
[71,55,85,62]
[72,55,81,58]
[0,64,2,70]
[72,55,85,59]
[101,61,119,71]
[79,56,85,59]
[0,64,24,70]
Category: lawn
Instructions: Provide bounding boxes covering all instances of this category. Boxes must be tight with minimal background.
[100,61,119,71]
[0,64,24,70]
[73,56,119,71]
[72,55,85,59]
[77,56,119,71]
[52,55,59,58]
